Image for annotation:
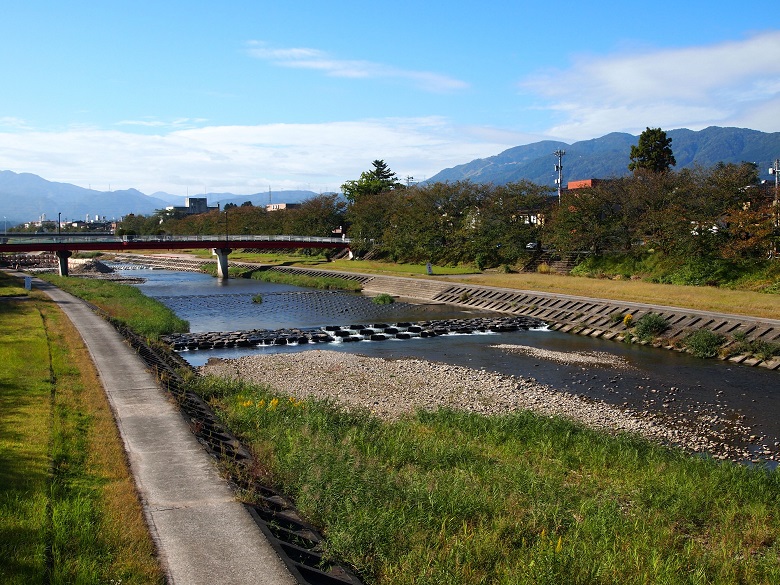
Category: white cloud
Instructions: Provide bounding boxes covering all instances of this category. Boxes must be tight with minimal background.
[520,31,780,139]
[246,41,469,92]
[0,118,527,195]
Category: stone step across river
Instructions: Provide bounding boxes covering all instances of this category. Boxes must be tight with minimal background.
[162,316,546,352]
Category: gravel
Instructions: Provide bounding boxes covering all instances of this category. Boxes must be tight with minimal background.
[198,348,753,461]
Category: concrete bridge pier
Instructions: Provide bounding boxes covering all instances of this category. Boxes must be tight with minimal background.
[212,248,231,279]
[56,250,72,276]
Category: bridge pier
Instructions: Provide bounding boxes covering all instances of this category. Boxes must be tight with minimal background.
[212,248,231,279]
[56,250,72,277]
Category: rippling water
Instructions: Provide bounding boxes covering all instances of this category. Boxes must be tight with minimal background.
[126,268,780,459]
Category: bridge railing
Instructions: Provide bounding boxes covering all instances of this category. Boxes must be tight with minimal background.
[0,234,350,245]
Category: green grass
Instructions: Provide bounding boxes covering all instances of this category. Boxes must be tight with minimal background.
[0,272,163,584]
[37,273,189,338]
[250,269,363,291]
[193,375,780,585]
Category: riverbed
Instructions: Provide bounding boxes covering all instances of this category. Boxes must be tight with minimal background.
[124,267,780,465]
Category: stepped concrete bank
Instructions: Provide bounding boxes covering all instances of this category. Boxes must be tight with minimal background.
[113,254,780,370]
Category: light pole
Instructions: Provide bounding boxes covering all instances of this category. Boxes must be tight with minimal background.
[58,212,61,236]
[553,149,565,203]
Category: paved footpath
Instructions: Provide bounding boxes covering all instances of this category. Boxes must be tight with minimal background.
[32,275,297,585]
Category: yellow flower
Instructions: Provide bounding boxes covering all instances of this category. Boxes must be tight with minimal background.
[268,398,279,411]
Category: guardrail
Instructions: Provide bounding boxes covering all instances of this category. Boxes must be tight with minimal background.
[0,234,350,245]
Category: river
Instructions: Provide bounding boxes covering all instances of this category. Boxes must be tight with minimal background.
[125,267,780,463]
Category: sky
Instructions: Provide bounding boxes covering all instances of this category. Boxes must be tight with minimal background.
[1,1,779,197]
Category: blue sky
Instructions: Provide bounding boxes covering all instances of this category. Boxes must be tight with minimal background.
[1,1,779,196]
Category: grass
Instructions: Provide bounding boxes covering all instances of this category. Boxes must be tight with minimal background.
[193,375,780,585]
[0,271,163,584]
[37,273,189,338]
[250,269,363,291]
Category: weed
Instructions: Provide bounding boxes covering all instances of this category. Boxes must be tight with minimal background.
[683,329,726,358]
[372,293,395,305]
[251,294,263,304]
[634,312,669,342]
[622,314,634,328]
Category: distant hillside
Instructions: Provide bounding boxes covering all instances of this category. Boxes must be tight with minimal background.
[427,127,780,187]
[0,171,319,226]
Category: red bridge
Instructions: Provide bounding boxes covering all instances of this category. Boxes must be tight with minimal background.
[0,234,351,277]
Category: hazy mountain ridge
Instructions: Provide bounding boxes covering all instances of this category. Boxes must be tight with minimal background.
[0,170,318,226]
[427,127,780,186]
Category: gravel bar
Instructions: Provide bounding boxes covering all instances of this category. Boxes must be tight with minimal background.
[198,348,760,462]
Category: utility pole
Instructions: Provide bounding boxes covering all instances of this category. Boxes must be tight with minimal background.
[770,159,779,259]
[553,149,566,203]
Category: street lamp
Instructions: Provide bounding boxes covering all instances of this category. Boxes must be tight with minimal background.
[58,212,61,236]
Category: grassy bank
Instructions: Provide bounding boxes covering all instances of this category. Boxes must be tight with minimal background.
[194,375,780,585]
[250,269,363,291]
[37,274,189,338]
[0,272,163,584]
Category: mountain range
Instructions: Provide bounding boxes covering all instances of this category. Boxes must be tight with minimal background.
[427,126,780,187]
[1,126,778,227]
[0,170,319,226]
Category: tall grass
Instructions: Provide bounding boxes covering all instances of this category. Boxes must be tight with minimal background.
[194,375,780,585]
[37,274,188,338]
[0,283,163,583]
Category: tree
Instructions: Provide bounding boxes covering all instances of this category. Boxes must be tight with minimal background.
[341,160,403,203]
[629,127,676,173]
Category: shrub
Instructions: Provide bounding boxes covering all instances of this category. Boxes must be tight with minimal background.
[252,294,263,304]
[622,314,634,328]
[536,262,551,274]
[372,293,395,305]
[683,329,725,358]
[634,313,669,342]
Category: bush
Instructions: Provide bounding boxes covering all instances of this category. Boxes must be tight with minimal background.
[730,339,780,361]
[634,312,669,342]
[683,329,725,358]
[372,293,395,305]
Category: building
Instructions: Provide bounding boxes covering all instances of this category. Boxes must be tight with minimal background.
[165,197,220,216]
[266,203,301,212]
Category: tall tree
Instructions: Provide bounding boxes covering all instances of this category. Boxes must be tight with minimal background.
[341,160,403,203]
[628,127,676,173]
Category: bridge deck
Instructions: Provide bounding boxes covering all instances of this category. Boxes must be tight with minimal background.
[0,234,350,253]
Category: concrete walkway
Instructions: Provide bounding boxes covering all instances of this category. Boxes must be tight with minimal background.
[31,275,297,585]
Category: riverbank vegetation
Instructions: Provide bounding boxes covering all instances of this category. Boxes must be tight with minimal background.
[249,269,363,291]
[193,374,780,585]
[0,272,163,584]
[37,274,189,338]
[117,158,779,296]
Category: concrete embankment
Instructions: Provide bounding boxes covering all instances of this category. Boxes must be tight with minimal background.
[112,254,780,370]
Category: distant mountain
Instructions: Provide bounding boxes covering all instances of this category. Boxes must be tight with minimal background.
[427,127,780,187]
[0,171,320,227]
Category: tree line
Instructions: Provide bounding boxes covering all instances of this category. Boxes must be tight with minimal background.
[119,132,779,271]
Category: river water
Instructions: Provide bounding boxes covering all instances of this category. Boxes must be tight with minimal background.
[126,268,780,461]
